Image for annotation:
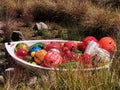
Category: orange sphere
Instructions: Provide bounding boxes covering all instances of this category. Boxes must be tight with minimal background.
[99,37,116,55]
[34,50,47,64]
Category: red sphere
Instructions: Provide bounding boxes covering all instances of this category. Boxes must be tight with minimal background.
[77,42,86,51]
[64,41,77,50]
[45,42,61,51]
[78,53,92,64]
[83,36,98,49]
[16,49,29,59]
[44,51,63,68]
[62,47,78,62]
[99,37,116,55]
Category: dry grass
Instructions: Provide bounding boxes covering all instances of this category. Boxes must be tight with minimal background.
[1,0,120,40]
[15,0,88,23]
[3,63,120,90]
[81,2,120,40]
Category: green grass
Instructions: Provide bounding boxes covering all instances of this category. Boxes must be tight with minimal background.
[2,64,120,90]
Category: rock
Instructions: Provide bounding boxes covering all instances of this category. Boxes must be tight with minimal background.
[27,76,37,85]
[33,22,48,30]
[5,67,14,72]
[11,31,25,41]
[0,30,4,35]
[0,21,5,29]
[0,59,5,65]
[4,67,15,82]
[0,75,4,84]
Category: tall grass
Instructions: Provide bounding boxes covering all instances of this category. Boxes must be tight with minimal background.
[3,62,120,90]
[1,0,120,39]
[81,6,119,40]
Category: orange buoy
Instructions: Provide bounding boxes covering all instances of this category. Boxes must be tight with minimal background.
[34,50,47,64]
[99,37,116,55]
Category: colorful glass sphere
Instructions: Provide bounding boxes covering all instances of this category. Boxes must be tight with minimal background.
[45,42,61,51]
[37,42,44,49]
[44,51,63,68]
[99,37,116,55]
[29,46,41,53]
[48,48,60,53]
[34,50,47,64]
[83,36,98,45]
[16,48,29,59]
[15,43,29,52]
[30,52,36,57]
[78,53,92,64]
[77,42,86,51]
[64,41,77,50]
[33,42,44,49]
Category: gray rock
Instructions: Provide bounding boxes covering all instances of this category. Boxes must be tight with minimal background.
[5,67,14,72]
[0,30,4,35]
[11,31,25,41]
[0,21,5,29]
[0,59,5,65]
[4,67,15,82]
[33,22,48,30]
[27,76,37,85]
[0,75,4,84]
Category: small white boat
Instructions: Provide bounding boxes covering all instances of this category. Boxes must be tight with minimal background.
[5,40,115,72]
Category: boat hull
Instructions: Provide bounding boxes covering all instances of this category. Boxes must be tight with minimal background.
[5,40,114,72]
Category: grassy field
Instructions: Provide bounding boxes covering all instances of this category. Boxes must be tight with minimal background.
[0,0,120,90]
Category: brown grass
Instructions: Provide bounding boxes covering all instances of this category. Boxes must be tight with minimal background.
[1,0,119,40]
[81,3,120,40]
[25,0,89,24]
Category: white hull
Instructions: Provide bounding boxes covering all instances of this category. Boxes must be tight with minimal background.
[5,40,114,72]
